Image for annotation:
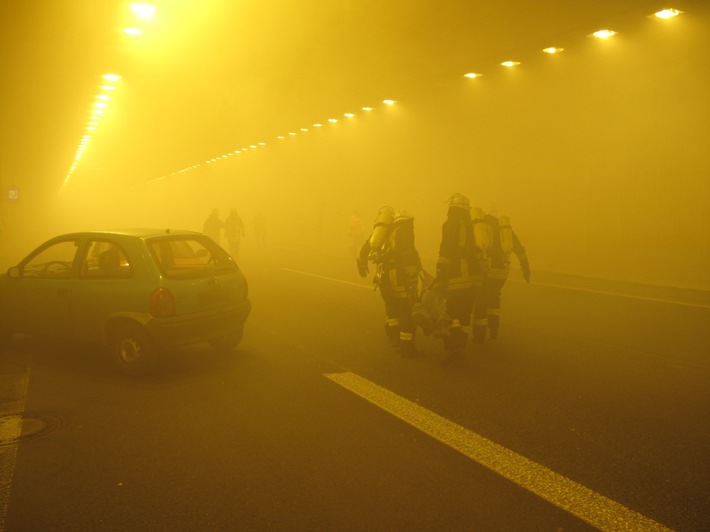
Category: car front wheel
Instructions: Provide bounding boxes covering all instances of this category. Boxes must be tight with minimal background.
[109,322,159,376]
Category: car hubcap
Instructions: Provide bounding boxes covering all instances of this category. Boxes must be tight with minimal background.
[119,337,141,364]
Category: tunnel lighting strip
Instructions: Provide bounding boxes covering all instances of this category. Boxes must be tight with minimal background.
[152,6,685,184]
[61,73,122,189]
[325,371,674,532]
[66,5,686,188]
[61,4,158,190]
[155,98,399,181]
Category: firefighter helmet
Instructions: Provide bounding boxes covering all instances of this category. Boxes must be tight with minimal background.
[447,193,470,210]
[393,209,413,223]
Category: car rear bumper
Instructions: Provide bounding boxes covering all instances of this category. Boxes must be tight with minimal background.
[145,299,251,347]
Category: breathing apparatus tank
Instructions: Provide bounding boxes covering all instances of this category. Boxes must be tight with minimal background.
[368,206,395,253]
[499,215,514,255]
[471,207,491,253]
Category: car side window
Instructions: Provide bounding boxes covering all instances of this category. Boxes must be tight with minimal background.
[148,237,236,279]
[21,240,80,279]
[80,240,133,279]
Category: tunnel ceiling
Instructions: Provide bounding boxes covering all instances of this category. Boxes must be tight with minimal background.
[0,0,700,197]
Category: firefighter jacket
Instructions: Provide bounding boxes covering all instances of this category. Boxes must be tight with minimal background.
[485,213,529,281]
[360,219,421,297]
[437,207,484,290]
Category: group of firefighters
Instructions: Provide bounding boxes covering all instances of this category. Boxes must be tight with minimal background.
[356,193,530,366]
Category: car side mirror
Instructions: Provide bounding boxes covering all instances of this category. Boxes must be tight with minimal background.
[7,266,20,279]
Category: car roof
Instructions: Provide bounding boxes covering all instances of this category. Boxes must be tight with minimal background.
[57,229,204,240]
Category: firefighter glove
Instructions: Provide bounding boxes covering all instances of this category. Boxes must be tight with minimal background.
[357,258,369,278]
[521,260,531,283]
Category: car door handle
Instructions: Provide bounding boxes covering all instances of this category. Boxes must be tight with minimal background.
[57,288,69,297]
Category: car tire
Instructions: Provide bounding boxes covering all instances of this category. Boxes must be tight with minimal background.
[209,328,244,353]
[109,322,159,376]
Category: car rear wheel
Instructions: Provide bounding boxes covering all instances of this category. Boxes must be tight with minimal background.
[209,328,243,353]
[109,322,159,376]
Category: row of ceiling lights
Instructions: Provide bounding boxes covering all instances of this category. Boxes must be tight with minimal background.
[151,7,684,184]
[60,6,685,187]
[61,3,157,189]
[463,9,682,78]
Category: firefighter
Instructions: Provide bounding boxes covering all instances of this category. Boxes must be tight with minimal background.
[203,208,224,245]
[436,193,485,365]
[473,211,530,341]
[224,208,245,258]
[357,207,422,357]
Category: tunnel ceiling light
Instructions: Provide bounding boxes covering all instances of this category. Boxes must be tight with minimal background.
[328,118,338,123]
[99,85,115,91]
[592,29,617,39]
[344,112,355,117]
[300,128,308,132]
[542,47,564,54]
[96,94,110,100]
[102,73,121,82]
[123,27,143,36]
[130,3,157,19]
[288,132,296,136]
[464,72,482,78]
[383,99,396,105]
[501,60,520,67]
[313,123,323,127]
[654,8,683,19]
[362,107,373,111]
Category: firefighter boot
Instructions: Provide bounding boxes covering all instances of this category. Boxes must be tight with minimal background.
[384,319,400,348]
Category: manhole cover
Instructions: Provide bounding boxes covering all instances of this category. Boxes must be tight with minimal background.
[0,412,61,445]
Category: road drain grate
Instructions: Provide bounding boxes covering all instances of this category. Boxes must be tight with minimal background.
[0,412,61,446]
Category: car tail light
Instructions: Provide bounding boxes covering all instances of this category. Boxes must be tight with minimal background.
[150,287,176,318]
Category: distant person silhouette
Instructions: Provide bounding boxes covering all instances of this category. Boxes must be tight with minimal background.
[203,208,224,245]
[224,208,245,258]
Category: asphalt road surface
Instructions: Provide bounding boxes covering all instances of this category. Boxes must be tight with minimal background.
[1,245,709,531]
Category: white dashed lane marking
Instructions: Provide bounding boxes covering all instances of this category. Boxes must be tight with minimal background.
[325,371,674,532]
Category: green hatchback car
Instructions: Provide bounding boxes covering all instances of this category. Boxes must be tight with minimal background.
[0,229,251,375]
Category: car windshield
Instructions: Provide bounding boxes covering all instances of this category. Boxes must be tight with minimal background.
[21,239,80,279]
[147,236,237,279]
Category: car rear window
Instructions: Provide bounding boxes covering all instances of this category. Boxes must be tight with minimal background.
[147,236,238,279]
